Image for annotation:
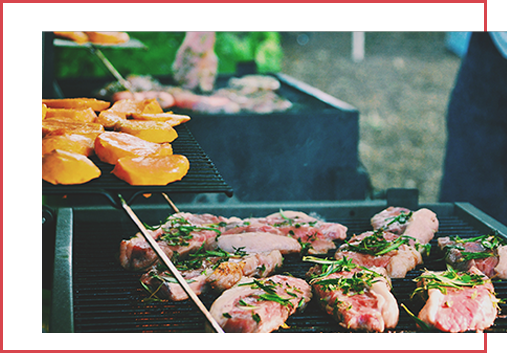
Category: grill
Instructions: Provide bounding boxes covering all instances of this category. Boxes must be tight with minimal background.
[49,201,507,333]
[42,124,233,206]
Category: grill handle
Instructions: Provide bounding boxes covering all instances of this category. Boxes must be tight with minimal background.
[118,194,225,333]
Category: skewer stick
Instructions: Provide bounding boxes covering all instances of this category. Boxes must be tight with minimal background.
[118,194,225,333]
[89,46,133,93]
[162,193,180,213]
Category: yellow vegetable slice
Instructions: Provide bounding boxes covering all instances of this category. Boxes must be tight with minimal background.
[45,107,97,123]
[96,110,127,129]
[42,98,110,112]
[108,98,163,116]
[131,112,190,126]
[113,120,178,143]
[94,131,173,165]
[42,119,105,139]
[42,149,101,185]
[42,134,95,157]
[113,154,189,186]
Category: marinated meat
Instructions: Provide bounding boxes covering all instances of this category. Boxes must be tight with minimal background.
[371,207,438,245]
[334,230,424,278]
[141,249,285,301]
[216,232,301,255]
[223,210,348,255]
[119,232,174,271]
[306,257,399,332]
[414,266,499,332]
[140,267,208,301]
[437,234,507,279]
[209,275,312,333]
[403,208,439,245]
[371,206,412,234]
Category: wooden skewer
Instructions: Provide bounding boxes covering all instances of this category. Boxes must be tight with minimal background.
[162,193,180,213]
[118,194,224,333]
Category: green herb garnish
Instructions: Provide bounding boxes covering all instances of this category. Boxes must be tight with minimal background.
[342,229,416,256]
[412,265,488,296]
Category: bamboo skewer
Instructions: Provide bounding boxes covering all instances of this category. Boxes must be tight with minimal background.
[162,193,180,213]
[118,194,224,333]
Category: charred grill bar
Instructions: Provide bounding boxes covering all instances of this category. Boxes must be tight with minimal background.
[49,201,507,333]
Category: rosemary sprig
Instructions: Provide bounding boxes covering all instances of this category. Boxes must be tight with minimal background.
[412,265,488,296]
[386,211,413,226]
[342,229,416,256]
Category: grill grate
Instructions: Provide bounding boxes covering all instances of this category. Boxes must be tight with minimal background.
[42,125,233,203]
[70,212,507,333]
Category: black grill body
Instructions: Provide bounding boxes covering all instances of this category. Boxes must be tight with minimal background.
[49,201,507,333]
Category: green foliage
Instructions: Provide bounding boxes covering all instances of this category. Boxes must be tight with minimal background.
[54,32,283,79]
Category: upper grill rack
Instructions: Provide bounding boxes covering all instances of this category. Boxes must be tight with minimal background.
[42,125,233,205]
[65,206,507,333]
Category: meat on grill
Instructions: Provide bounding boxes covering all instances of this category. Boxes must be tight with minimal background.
[120,210,347,271]
[208,275,312,333]
[334,230,423,278]
[307,261,399,332]
[139,250,283,301]
[437,235,507,279]
[415,267,499,332]
[119,212,230,271]
[215,232,301,255]
[371,207,439,245]
[119,232,174,271]
[222,210,348,254]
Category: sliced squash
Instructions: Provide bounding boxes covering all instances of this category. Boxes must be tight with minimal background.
[96,110,127,129]
[113,154,189,186]
[42,119,105,139]
[54,31,89,44]
[108,98,163,116]
[131,112,190,126]
[94,131,173,165]
[42,149,101,185]
[42,134,95,157]
[42,98,110,112]
[42,103,47,120]
[84,31,129,45]
[45,107,97,123]
[113,119,178,143]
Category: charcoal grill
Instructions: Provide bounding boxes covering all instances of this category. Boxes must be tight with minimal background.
[49,200,507,333]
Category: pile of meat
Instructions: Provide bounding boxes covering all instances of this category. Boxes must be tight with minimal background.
[118,206,505,333]
[97,74,292,115]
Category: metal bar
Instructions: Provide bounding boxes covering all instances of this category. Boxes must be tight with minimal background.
[89,46,133,92]
[118,194,224,333]
[49,208,74,333]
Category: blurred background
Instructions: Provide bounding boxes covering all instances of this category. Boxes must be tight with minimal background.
[52,31,464,204]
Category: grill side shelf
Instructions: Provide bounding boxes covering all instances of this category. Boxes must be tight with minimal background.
[42,125,233,207]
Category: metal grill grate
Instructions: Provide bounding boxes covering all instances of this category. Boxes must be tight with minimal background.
[69,210,507,333]
[42,125,233,204]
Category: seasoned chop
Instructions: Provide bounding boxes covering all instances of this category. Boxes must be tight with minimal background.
[140,248,283,301]
[371,207,439,245]
[305,257,399,332]
[334,229,425,278]
[437,233,507,279]
[413,266,500,332]
[222,210,348,254]
[209,275,312,333]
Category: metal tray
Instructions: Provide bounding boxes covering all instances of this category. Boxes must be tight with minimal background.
[49,200,507,333]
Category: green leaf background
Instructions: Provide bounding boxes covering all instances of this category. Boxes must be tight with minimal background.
[54,32,283,79]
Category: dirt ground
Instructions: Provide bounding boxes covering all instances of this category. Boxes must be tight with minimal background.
[280,32,462,203]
